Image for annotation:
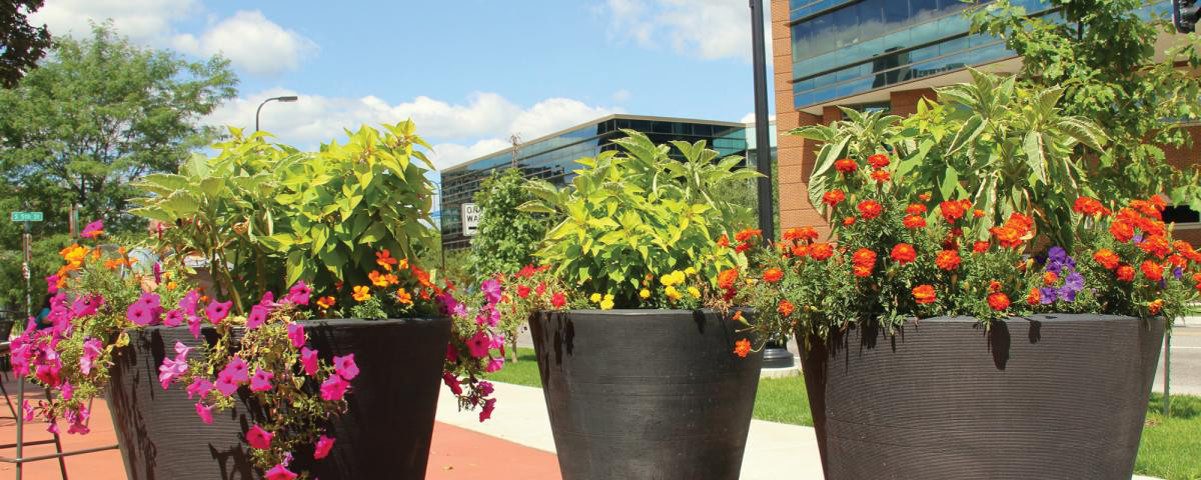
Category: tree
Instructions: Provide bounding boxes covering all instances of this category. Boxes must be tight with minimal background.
[0,23,238,246]
[469,168,549,277]
[0,0,50,88]
[972,0,1201,211]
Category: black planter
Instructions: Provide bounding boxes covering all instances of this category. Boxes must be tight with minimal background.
[799,315,1165,480]
[529,309,763,480]
[107,317,450,480]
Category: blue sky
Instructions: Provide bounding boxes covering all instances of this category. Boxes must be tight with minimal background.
[32,0,773,171]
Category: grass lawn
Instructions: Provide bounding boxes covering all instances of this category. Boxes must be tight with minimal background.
[487,348,1198,479]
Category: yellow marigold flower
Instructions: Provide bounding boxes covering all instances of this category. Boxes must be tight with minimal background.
[166,281,177,291]
[316,296,336,309]
[665,286,682,301]
[353,286,372,302]
[599,298,615,310]
[369,271,388,288]
[688,286,701,298]
[639,289,651,299]
[685,267,697,275]
[604,293,614,301]
[590,293,602,303]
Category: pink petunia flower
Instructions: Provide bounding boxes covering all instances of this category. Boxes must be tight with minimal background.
[246,305,269,330]
[162,309,184,327]
[246,424,273,450]
[80,220,104,238]
[259,291,277,310]
[443,372,462,396]
[286,323,305,349]
[179,290,201,315]
[333,354,358,380]
[206,300,232,324]
[60,382,74,401]
[286,281,311,305]
[80,338,102,375]
[187,378,213,400]
[320,374,350,401]
[225,356,249,383]
[249,369,273,392]
[126,303,155,326]
[314,435,335,460]
[300,347,319,376]
[477,381,494,397]
[486,356,504,373]
[45,274,60,294]
[36,364,62,387]
[264,464,297,480]
[158,356,188,390]
[479,398,496,422]
[195,402,213,424]
[445,343,457,362]
[71,295,103,317]
[187,315,202,340]
[138,292,161,310]
[65,405,89,434]
[215,371,239,397]
[466,331,490,358]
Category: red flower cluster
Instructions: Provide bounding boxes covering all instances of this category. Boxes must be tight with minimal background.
[867,153,890,170]
[852,248,876,278]
[939,200,970,224]
[891,243,917,265]
[1073,197,1111,216]
[858,200,883,220]
[990,213,1034,249]
[834,158,858,174]
[987,292,1010,311]
[912,284,936,304]
[935,250,961,271]
[822,189,845,207]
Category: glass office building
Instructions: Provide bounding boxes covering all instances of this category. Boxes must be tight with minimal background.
[439,115,748,251]
[787,0,1169,109]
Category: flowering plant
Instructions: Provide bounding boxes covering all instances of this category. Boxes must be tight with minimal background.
[733,149,1201,351]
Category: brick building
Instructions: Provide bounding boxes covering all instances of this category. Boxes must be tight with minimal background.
[770,0,1200,242]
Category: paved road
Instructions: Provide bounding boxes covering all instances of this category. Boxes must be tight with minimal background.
[1155,325,1201,396]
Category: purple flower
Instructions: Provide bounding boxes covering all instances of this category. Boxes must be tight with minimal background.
[287,323,305,348]
[1174,267,1184,280]
[187,378,213,400]
[437,292,466,317]
[286,281,311,306]
[333,354,358,380]
[65,405,89,435]
[481,278,503,304]
[80,338,102,375]
[249,369,273,392]
[300,347,319,376]
[246,305,269,330]
[320,374,350,401]
[206,300,232,324]
[195,402,213,425]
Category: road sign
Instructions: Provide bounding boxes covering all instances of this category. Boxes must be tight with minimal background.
[11,211,43,222]
[461,203,481,236]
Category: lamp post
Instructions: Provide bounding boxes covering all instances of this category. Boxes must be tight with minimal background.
[255,95,298,132]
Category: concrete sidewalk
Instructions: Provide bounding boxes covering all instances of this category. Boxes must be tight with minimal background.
[436,380,826,480]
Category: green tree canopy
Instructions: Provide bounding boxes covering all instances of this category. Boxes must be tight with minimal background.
[972,0,1201,210]
[469,168,549,277]
[0,23,238,246]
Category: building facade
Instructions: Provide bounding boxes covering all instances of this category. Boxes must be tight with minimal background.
[438,115,750,251]
[771,0,1199,241]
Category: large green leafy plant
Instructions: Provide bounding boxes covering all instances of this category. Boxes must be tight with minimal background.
[797,70,1108,248]
[519,130,758,308]
[469,167,548,278]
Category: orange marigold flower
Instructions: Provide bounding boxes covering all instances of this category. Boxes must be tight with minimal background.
[809,242,834,261]
[988,280,1003,292]
[763,268,784,283]
[396,288,414,305]
[352,286,372,302]
[783,227,819,243]
[1140,261,1164,282]
[990,226,1022,249]
[890,243,917,265]
[852,248,876,277]
[905,203,928,215]
[1110,221,1135,243]
[903,215,926,229]
[1131,198,1164,220]
[1168,254,1188,269]
[870,169,890,183]
[912,284,936,304]
[987,292,1010,311]
[867,153,890,169]
[734,338,752,358]
[973,209,986,218]
[1093,249,1120,270]
[368,271,389,288]
[316,296,336,309]
[939,201,966,223]
[1138,235,1171,259]
[918,193,932,201]
[1026,288,1041,305]
[375,250,399,271]
[1192,272,1201,293]
[735,228,762,243]
[1043,271,1058,286]
[935,250,961,271]
[834,158,858,174]
[1148,299,1164,315]
[972,241,991,253]
[843,216,856,226]
[1073,197,1110,216]
[822,190,846,206]
[791,244,810,258]
[1116,264,1135,282]
[857,200,883,219]
[718,269,739,290]
[717,234,730,247]
[778,299,795,317]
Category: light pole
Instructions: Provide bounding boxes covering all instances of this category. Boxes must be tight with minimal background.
[255,95,298,132]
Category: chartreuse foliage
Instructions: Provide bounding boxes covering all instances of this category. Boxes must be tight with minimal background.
[469,168,549,278]
[795,70,1108,248]
[519,130,759,307]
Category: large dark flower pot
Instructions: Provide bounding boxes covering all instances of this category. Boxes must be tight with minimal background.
[798,315,1165,480]
[107,317,450,480]
[530,309,763,480]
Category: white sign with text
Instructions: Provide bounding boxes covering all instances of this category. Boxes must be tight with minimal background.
[462,203,481,236]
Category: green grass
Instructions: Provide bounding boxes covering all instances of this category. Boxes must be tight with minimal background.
[487,348,1198,479]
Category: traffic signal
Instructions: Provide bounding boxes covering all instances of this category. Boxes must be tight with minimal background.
[1174,0,1201,33]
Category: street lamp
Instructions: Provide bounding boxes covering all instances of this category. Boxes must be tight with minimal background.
[255,95,298,132]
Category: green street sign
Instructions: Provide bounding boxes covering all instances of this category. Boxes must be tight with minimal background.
[12,211,43,222]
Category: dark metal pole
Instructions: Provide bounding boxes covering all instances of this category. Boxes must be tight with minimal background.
[750,0,774,240]
[1164,328,1171,416]
[255,96,298,132]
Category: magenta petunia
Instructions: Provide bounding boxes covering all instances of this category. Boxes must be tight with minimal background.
[320,374,350,401]
[225,356,249,383]
[195,402,213,424]
[249,369,274,392]
[187,315,202,339]
[215,371,239,397]
[138,292,161,310]
[264,464,297,480]
[60,382,74,401]
[80,338,102,375]
[206,299,233,324]
[442,372,463,396]
[179,290,201,315]
[479,397,496,422]
[187,378,213,400]
[314,434,335,460]
[333,354,358,380]
[36,364,62,387]
[286,281,311,305]
[477,381,494,397]
[80,220,104,238]
[286,322,306,349]
[126,303,155,326]
[466,331,490,358]
[158,357,189,390]
[445,343,458,362]
[300,347,319,376]
[162,309,184,327]
[246,424,273,450]
[486,356,504,373]
[246,305,269,330]
[71,295,103,318]
[259,291,277,309]
[45,274,60,294]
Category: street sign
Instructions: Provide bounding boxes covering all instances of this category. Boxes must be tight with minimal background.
[461,203,481,236]
[11,211,43,222]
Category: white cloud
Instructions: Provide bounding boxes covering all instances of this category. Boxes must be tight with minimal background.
[739,112,776,123]
[600,0,771,62]
[172,11,317,75]
[30,0,197,43]
[205,90,621,170]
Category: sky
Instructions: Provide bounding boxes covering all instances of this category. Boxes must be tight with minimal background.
[29,0,774,173]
